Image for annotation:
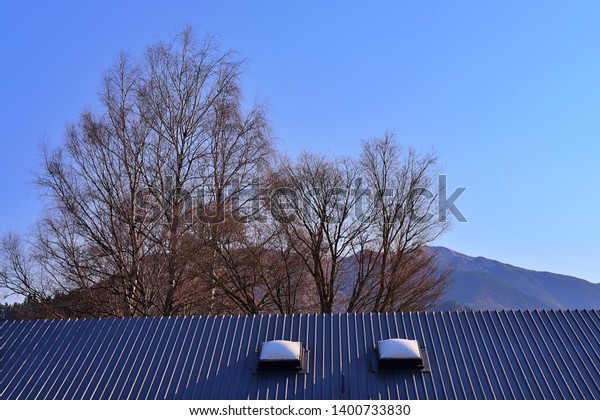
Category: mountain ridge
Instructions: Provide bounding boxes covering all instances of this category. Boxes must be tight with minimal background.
[430,246,600,310]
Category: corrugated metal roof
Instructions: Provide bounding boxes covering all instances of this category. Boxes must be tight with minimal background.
[0,310,598,399]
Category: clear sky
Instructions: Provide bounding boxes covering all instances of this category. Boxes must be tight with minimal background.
[1,1,599,282]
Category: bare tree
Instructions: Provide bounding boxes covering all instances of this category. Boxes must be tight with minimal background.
[2,28,272,318]
[269,134,449,314]
[33,52,156,316]
[1,30,449,318]
[0,233,52,309]
[271,153,367,313]
[355,132,450,311]
[135,29,256,315]
[257,223,315,314]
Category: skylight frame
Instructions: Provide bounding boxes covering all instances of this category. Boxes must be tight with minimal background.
[257,340,306,371]
[370,338,429,371]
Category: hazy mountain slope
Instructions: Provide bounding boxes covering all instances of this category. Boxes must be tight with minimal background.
[431,246,600,310]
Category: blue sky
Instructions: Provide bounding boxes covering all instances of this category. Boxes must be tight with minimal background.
[1,1,599,282]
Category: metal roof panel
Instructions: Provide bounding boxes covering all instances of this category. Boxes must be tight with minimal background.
[0,310,598,400]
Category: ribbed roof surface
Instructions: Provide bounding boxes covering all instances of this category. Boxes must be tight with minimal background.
[1,310,598,399]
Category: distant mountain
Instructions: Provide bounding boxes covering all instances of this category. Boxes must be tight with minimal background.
[431,246,600,310]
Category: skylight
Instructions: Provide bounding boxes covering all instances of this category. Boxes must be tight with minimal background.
[377,338,423,368]
[258,340,303,370]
